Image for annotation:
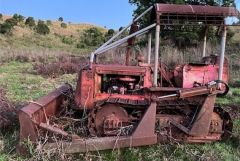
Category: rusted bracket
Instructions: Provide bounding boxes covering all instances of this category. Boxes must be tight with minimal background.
[169,119,190,135]
[39,123,69,137]
[189,94,216,136]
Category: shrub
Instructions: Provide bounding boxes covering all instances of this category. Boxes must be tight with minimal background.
[61,22,67,28]
[38,20,45,24]
[105,29,115,40]
[58,17,63,22]
[15,55,30,62]
[0,88,16,129]
[0,22,13,34]
[62,36,74,45]
[119,26,124,31]
[35,21,50,35]
[227,28,235,40]
[17,14,25,22]
[13,14,25,23]
[76,42,86,48]
[80,27,105,47]
[5,18,18,27]
[46,20,52,26]
[25,17,35,27]
[107,29,114,35]
[33,56,87,77]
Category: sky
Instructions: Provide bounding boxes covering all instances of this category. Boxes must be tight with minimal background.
[0,0,240,29]
[0,0,136,29]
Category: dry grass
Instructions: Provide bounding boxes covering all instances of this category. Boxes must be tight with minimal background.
[0,88,17,129]
[2,15,107,38]
[0,15,106,57]
[50,21,106,37]
[32,55,88,77]
[229,26,240,43]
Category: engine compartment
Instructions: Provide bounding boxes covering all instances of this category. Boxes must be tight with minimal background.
[100,74,144,95]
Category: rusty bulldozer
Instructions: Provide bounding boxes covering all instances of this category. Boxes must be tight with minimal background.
[18,4,239,153]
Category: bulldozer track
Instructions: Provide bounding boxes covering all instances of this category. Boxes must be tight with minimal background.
[88,98,148,136]
[214,106,233,139]
[88,99,233,139]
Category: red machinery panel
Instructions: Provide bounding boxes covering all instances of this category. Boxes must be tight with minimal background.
[174,56,228,88]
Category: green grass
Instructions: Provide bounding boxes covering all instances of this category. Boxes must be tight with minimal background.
[216,88,240,105]
[0,61,76,103]
[0,61,77,160]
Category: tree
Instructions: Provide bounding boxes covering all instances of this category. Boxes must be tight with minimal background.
[223,0,235,7]
[0,22,13,34]
[35,21,50,35]
[13,14,25,23]
[107,29,115,35]
[58,17,63,22]
[5,18,18,27]
[61,22,67,28]
[119,27,124,32]
[62,36,74,45]
[0,13,3,20]
[79,27,105,47]
[25,17,35,27]
[38,20,45,24]
[105,29,115,41]
[46,20,52,26]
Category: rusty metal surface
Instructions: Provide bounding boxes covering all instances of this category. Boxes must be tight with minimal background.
[209,112,223,134]
[39,123,69,137]
[18,84,72,144]
[154,4,239,26]
[155,4,239,16]
[126,22,138,66]
[155,96,230,143]
[75,64,152,110]
[44,135,157,153]
[18,81,232,154]
[95,64,148,75]
[75,69,94,109]
[132,102,157,137]
[174,56,229,88]
[189,94,216,136]
[88,103,129,136]
[42,102,157,153]
[179,86,215,98]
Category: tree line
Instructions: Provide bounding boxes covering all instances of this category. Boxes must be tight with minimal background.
[0,14,68,35]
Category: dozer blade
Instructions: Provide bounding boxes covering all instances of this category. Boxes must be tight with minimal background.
[44,102,157,153]
[18,98,157,154]
[17,84,73,153]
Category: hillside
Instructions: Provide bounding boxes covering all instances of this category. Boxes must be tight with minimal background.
[0,15,107,57]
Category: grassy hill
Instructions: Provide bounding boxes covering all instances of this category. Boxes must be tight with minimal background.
[0,15,107,57]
